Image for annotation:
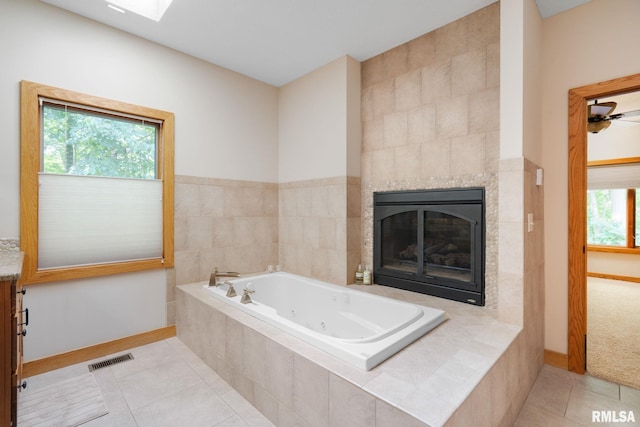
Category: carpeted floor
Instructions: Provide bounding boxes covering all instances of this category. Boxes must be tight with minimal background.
[587,277,640,390]
[18,372,108,426]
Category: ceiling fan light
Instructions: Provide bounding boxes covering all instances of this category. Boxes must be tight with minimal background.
[588,101,617,118]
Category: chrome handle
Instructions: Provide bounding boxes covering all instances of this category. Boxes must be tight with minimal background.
[18,329,27,337]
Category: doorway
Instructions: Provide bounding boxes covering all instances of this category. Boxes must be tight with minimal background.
[568,72,640,375]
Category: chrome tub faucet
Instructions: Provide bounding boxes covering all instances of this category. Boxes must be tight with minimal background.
[209,267,240,287]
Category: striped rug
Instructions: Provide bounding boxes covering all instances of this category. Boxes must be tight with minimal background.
[18,373,108,426]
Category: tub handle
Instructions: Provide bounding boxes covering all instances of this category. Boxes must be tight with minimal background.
[240,286,255,304]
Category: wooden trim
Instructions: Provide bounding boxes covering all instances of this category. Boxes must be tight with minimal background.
[587,157,640,167]
[587,272,640,284]
[587,246,640,254]
[568,89,588,375]
[19,81,174,284]
[628,189,636,248]
[568,72,640,376]
[22,325,176,378]
[544,349,569,370]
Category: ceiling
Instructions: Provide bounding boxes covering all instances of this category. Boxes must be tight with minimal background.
[41,0,591,87]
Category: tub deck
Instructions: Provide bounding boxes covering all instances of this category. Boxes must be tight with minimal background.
[177,281,522,427]
[202,272,447,370]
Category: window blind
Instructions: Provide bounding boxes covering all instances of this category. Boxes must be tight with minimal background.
[38,173,163,269]
[587,163,640,190]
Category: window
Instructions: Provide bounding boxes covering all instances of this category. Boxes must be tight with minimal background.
[20,81,174,284]
[587,160,640,252]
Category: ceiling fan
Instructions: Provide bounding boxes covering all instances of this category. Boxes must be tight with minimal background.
[588,101,640,133]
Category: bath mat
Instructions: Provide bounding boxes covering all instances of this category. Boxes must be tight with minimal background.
[18,373,109,426]
[587,278,640,390]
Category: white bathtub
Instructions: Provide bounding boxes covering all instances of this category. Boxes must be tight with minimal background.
[203,271,446,370]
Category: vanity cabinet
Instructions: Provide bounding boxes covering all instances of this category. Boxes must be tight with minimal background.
[1,252,25,427]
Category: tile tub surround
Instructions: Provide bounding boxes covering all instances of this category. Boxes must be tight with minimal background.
[170,175,279,324]
[279,176,361,286]
[176,280,525,427]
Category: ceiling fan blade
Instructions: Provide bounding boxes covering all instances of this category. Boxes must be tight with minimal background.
[618,109,640,120]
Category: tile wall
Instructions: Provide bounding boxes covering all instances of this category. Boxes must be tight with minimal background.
[279,176,361,285]
[169,175,279,323]
[360,3,500,308]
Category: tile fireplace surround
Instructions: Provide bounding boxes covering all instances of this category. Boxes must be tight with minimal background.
[177,279,528,427]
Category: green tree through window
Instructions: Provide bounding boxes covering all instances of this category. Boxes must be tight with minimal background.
[42,103,158,179]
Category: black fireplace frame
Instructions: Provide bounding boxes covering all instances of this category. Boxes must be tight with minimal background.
[373,187,485,306]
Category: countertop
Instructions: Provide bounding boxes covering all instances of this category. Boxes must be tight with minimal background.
[0,251,24,281]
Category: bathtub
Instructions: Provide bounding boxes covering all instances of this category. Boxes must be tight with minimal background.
[203,271,446,370]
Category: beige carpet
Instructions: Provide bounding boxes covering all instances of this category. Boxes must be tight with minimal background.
[18,373,108,426]
[587,278,640,390]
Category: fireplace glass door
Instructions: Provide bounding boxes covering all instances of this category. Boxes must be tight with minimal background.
[381,210,417,274]
[423,211,472,283]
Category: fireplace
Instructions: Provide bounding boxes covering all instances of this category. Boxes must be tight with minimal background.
[373,188,485,306]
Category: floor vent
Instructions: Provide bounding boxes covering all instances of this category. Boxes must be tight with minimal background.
[88,353,134,372]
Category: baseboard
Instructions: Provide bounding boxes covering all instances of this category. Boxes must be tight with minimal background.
[587,272,640,284]
[544,349,569,370]
[22,325,176,378]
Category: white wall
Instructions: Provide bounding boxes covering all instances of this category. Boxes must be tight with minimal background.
[278,56,360,183]
[541,0,640,354]
[0,0,279,360]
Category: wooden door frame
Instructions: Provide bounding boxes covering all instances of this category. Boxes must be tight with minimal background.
[568,72,640,373]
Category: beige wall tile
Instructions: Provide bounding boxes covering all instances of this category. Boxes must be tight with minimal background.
[198,185,224,217]
[329,374,376,427]
[318,218,337,250]
[451,48,487,96]
[384,111,408,148]
[243,327,266,388]
[436,95,468,138]
[266,339,294,409]
[468,87,500,134]
[370,79,396,118]
[435,17,468,62]
[450,134,486,176]
[467,3,500,50]
[407,32,436,71]
[362,119,384,152]
[395,144,422,180]
[395,70,422,112]
[293,354,329,427]
[408,104,436,144]
[421,61,452,104]
[487,42,500,89]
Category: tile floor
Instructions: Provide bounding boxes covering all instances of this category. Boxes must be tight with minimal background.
[19,338,274,427]
[19,338,640,427]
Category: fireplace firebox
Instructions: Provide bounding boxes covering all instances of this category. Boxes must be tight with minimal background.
[373,188,485,306]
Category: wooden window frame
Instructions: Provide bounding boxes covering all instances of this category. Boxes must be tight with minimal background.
[20,81,174,284]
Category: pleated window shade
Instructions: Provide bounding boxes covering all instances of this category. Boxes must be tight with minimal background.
[38,173,163,269]
[587,163,640,190]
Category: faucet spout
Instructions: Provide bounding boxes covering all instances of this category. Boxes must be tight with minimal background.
[208,267,241,287]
